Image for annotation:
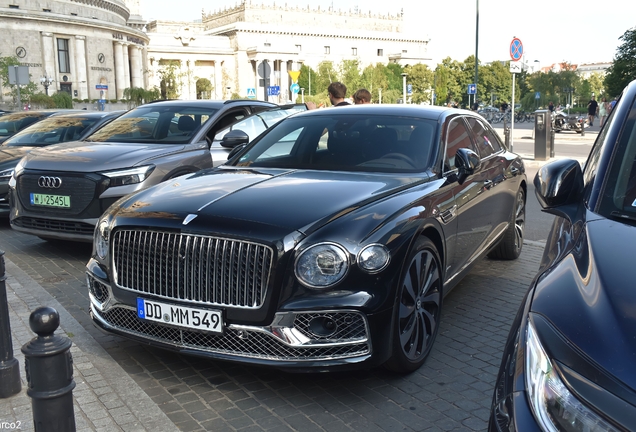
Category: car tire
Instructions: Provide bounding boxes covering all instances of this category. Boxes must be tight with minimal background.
[488,187,525,260]
[385,237,443,373]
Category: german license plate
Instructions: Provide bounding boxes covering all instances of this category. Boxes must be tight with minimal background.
[30,193,70,208]
[136,298,223,334]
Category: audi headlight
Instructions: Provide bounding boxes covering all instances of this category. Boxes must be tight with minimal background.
[525,320,620,432]
[295,243,349,288]
[94,218,111,260]
[0,168,14,179]
[99,165,155,187]
[357,244,390,273]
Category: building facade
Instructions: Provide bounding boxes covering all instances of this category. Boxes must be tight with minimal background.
[0,0,148,105]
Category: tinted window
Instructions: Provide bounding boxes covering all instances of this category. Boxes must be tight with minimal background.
[0,113,49,137]
[87,106,218,144]
[233,114,437,173]
[466,117,502,158]
[445,117,477,171]
[597,96,636,220]
[4,116,100,147]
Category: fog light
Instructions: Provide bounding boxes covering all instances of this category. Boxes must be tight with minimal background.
[308,316,338,337]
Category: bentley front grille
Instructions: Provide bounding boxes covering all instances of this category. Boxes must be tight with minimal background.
[113,230,273,309]
[95,306,371,361]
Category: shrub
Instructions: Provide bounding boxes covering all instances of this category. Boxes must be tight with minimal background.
[29,93,55,109]
[51,91,73,109]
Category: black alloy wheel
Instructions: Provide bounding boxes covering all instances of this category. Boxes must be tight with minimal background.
[488,187,526,260]
[385,237,442,373]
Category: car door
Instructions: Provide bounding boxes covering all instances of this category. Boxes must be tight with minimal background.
[441,116,493,282]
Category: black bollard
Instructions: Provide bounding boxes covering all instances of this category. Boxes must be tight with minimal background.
[504,127,511,150]
[550,129,556,159]
[21,307,76,432]
[0,250,21,398]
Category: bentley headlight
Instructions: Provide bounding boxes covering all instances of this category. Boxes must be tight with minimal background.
[94,218,111,260]
[357,244,390,273]
[295,243,349,288]
[525,320,620,432]
[99,165,155,187]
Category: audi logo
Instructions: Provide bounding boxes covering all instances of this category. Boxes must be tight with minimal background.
[38,176,63,189]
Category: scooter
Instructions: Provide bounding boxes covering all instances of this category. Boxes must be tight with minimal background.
[552,105,588,133]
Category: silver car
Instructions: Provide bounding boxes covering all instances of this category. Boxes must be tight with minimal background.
[9,99,304,242]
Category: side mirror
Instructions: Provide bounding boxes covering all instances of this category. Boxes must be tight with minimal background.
[455,148,481,185]
[534,158,583,223]
[221,129,250,149]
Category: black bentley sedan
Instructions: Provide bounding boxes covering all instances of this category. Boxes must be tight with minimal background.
[87,104,527,372]
[489,79,636,431]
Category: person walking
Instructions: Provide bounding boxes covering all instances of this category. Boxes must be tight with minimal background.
[353,88,371,104]
[599,97,609,127]
[587,95,599,127]
[328,82,350,107]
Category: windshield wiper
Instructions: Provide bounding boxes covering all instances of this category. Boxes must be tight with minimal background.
[609,210,636,223]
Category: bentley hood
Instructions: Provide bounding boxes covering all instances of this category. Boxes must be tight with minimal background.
[110,167,428,236]
[531,218,636,391]
[21,141,186,172]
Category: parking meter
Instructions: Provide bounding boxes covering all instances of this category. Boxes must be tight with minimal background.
[534,110,552,161]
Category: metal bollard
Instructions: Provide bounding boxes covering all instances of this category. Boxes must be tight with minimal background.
[504,127,511,149]
[21,307,76,432]
[0,250,21,398]
[550,129,555,158]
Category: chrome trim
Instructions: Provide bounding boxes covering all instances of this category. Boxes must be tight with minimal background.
[38,176,62,188]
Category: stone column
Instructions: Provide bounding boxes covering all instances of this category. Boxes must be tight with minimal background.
[122,44,131,92]
[113,42,125,99]
[74,36,89,100]
[130,45,143,89]
[284,60,291,103]
[41,32,56,89]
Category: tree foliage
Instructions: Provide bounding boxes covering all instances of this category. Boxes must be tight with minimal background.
[196,78,213,99]
[158,60,182,99]
[604,28,636,97]
[0,55,40,107]
[123,87,160,108]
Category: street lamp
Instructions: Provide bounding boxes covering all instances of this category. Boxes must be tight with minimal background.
[40,75,54,96]
[401,73,407,104]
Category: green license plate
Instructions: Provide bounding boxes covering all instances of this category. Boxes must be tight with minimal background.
[30,193,71,208]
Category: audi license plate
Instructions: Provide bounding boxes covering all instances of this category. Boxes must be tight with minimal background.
[30,193,70,208]
[136,298,223,334]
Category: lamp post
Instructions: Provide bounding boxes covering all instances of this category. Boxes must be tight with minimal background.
[401,73,407,104]
[300,88,305,103]
[40,75,54,96]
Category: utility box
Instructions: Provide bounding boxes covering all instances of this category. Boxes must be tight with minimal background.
[534,110,552,161]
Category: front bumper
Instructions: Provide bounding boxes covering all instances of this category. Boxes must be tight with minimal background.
[88,271,382,371]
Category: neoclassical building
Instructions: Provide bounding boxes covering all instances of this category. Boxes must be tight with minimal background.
[0,0,431,104]
[0,0,149,104]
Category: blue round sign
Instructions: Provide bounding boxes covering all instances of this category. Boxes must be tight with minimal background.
[290,83,300,93]
[510,38,523,61]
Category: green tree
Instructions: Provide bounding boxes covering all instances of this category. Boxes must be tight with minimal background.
[339,60,362,97]
[123,87,160,108]
[359,63,389,103]
[196,78,213,99]
[157,60,182,99]
[297,64,317,96]
[51,91,73,108]
[404,64,434,104]
[605,28,636,97]
[314,61,337,97]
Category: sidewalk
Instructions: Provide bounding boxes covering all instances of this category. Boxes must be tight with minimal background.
[1,255,178,432]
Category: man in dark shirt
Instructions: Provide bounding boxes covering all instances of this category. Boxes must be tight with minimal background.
[587,96,599,126]
[328,82,350,106]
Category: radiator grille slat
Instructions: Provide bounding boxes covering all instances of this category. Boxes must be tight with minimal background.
[113,230,272,308]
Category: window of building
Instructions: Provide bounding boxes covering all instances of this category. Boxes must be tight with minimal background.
[402,50,408,53]
[324,46,330,55]
[352,47,357,56]
[264,43,271,47]
[43,8,51,12]
[377,49,384,56]
[57,38,70,73]
[9,5,19,9]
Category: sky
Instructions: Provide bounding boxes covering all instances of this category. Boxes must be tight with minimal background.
[139,0,635,68]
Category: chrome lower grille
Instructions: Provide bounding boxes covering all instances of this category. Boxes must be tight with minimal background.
[94,306,371,361]
[113,230,273,309]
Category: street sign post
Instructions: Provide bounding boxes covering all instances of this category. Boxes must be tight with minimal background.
[246,88,256,99]
[467,84,476,95]
[509,38,523,61]
[267,86,280,97]
[407,84,412,96]
[508,37,523,151]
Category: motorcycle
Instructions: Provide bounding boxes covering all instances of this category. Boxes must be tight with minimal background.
[551,105,588,133]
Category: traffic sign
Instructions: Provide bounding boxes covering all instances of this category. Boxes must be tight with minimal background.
[288,70,301,83]
[510,38,523,61]
[96,84,108,90]
[267,86,280,96]
[246,87,256,99]
[509,62,521,74]
[407,84,412,95]
[290,83,300,94]
[535,92,540,100]
[467,84,476,95]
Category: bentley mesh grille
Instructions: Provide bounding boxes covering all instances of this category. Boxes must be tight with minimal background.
[97,306,371,361]
[113,230,273,309]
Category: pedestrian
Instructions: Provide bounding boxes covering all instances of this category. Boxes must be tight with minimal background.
[327,82,350,107]
[587,95,599,127]
[548,101,555,113]
[599,97,609,127]
[353,88,371,104]
[609,96,618,111]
